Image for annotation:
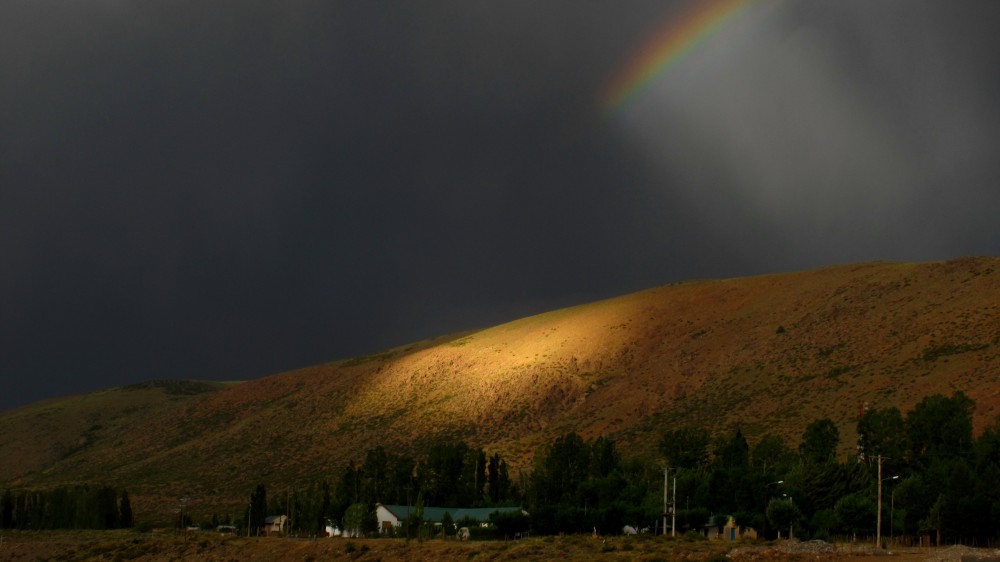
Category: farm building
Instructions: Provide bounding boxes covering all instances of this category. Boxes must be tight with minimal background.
[262,515,287,535]
[375,503,524,533]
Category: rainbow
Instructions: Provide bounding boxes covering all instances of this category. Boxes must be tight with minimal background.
[601,0,750,114]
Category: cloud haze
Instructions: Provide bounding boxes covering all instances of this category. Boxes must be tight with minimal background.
[2,1,999,411]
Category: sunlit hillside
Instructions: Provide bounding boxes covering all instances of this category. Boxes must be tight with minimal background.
[2,257,999,521]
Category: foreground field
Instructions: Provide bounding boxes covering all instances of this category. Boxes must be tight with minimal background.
[0,530,987,562]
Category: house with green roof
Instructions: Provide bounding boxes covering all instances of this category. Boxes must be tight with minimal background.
[375,503,524,534]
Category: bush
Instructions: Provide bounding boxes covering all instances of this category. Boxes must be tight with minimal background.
[682,530,705,542]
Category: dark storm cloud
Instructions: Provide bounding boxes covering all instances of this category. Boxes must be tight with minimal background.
[618,1,1000,269]
[2,1,999,411]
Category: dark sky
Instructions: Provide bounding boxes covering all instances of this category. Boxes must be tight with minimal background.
[3,1,1000,412]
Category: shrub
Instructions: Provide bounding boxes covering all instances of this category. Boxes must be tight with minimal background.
[682,530,705,542]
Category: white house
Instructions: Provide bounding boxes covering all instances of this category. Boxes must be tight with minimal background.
[262,515,287,535]
[375,503,524,534]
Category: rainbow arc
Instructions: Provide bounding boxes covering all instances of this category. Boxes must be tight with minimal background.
[601,0,751,114]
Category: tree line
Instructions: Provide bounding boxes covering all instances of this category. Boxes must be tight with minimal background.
[239,441,519,537]
[263,390,996,545]
[21,390,983,544]
[0,486,133,530]
[654,390,1000,545]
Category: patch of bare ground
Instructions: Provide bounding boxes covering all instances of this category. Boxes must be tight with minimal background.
[733,543,999,562]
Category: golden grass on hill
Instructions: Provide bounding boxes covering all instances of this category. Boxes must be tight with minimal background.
[2,257,999,522]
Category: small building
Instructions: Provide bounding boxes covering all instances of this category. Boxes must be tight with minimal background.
[717,516,755,541]
[375,503,524,534]
[263,515,288,535]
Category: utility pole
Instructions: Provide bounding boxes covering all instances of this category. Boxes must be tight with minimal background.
[662,467,669,536]
[672,472,677,538]
[662,466,677,537]
[876,455,883,549]
[877,460,899,550]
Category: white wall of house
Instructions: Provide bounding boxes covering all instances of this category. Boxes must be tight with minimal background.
[263,515,287,535]
[375,504,402,531]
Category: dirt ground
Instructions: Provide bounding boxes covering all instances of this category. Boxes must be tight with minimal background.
[0,530,997,562]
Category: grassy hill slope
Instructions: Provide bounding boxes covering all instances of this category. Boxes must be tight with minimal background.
[2,257,998,521]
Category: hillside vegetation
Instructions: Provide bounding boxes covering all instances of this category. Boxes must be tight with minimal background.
[2,257,998,521]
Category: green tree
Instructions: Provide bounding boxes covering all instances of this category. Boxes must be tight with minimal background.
[440,511,455,537]
[921,494,944,546]
[411,492,426,539]
[248,484,267,536]
[921,457,984,544]
[857,407,906,472]
[677,506,710,533]
[459,447,487,506]
[751,434,795,475]
[343,502,367,538]
[810,508,837,541]
[1,489,13,528]
[532,432,589,505]
[419,441,470,506]
[304,480,332,536]
[834,493,875,541]
[487,453,513,505]
[785,457,868,519]
[119,490,133,529]
[800,418,840,464]
[659,426,710,469]
[974,416,1000,534]
[490,509,530,539]
[712,512,729,535]
[528,432,633,534]
[975,415,1000,473]
[893,475,930,536]
[707,428,753,516]
[389,454,417,507]
[906,392,975,469]
[715,427,750,470]
[361,446,392,505]
[333,464,360,527]
[766,498,799,538]
[590,436,620,478]
[97,486,119,529]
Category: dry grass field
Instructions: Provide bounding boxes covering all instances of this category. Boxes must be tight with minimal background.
[0,530,974,562]
[2,257,999,522]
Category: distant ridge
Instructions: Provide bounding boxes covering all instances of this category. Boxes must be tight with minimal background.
[121,380,233,395]
[2,257,998,521]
